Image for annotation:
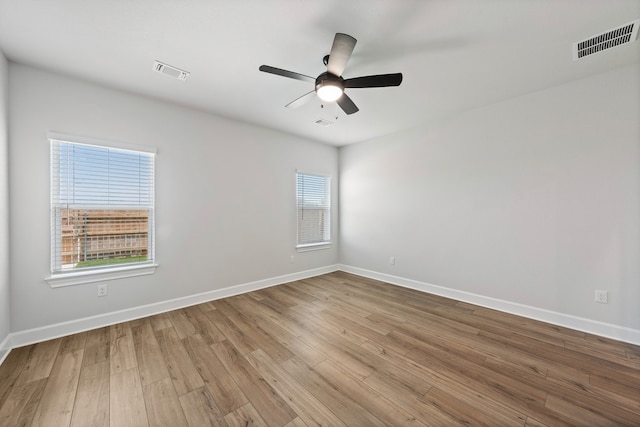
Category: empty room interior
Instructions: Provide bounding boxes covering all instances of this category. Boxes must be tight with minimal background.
[0,1,639,426]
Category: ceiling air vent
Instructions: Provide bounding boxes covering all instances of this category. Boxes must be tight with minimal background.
[573,19,640,60]
[153,60,190,81]
[314,119,334,127]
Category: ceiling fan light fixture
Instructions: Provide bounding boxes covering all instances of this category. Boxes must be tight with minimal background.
[317,84,343,102]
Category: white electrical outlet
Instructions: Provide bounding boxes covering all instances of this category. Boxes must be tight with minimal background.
[97,284,108,297]
[290,255,295,263]
[594,290,608,304]
[390,256,396,265]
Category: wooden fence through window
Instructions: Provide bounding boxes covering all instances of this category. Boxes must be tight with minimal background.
[60,209,148,265]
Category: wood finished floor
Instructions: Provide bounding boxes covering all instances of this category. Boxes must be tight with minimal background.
[1,272,639,426]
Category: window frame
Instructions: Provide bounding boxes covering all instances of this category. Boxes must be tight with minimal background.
[45,133,158,287]
[296,170,332,251]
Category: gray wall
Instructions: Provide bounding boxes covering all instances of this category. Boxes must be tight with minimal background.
[340,64,640,332]
[6,59,639,341]
[9,64,338,332]
[0,51,9,352]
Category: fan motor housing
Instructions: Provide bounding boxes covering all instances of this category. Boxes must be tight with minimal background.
[315,72,344,92]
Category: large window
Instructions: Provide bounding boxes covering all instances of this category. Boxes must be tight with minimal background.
[296,171,331,248]
[50,137,155,275]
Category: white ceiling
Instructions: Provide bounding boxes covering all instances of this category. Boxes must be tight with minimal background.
[1,0,639,146]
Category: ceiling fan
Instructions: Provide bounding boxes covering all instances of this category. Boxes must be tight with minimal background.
[259,33,403,115]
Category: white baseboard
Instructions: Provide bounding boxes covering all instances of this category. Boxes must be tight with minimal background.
[339,265,640,346]
[8,264,339,349]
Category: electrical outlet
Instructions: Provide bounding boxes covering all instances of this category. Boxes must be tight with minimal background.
[289,255,295,263]
[97,284,108,297]
[390,256,396,265]
[594,290,608,304]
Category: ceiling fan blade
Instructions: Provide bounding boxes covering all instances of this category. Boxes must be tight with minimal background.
[344,73,403,88]
[259,65,315,83]
[336,93,359,115]
[285,90,316,109]
[327,33,357,77]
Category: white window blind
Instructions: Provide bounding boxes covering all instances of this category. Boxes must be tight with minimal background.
[296,172,331,247]
[50,139,155,273]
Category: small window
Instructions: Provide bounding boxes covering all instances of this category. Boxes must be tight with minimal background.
[50,138,155,275]
[296,171,331,249]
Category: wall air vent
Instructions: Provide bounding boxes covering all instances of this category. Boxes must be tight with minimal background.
[153,60,190,81]
[314,119,334,127]
[573,19,640,60]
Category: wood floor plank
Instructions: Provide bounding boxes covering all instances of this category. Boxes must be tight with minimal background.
[0,345,32,409]
[31,349,84,427]
[224,403,267,427]
[281,356,387,427]
[307,324,381,380]
[234,297,327,367]
[204,305,259,355]
[256,293,320,333]
[406,345,548,412]
[15,338,62,385]
[179,387,228,427]
[110,322,137,375]
[183,305,226,344]
[110,367,148,427]
[0,377,47,426]
[481,350,549,380]
[544,393,617,426]
[290,306,369,347]
[277,282,320,305]
[588,372,640,406]
[250,290,291,313]
[70,360,109,427]
[245,348,347,427]
[324,302,393,335]
[229,295,315,353]
[319,308,408,355]
[83,327,110,366]
[59,332,87,355]
[314,359,428,426]
[167,308,198,340]
[143,377,189,427]
[481,327,640,381]
[258,286,305,308]
[211,340,296,427]
[565,335,632,363]
[149,313,173,331]
[216,299,295,363]
[155,326,204,396]
[132,319,170,386]
[480,328,640,409]
[283,417,309,427]
[360,359,431,398]
[420,386,504,426]
[525,416,550,427]
[547,366,640,415]
[362,372,461,426]
[389,342,570,426]
[197,301,219,312]
[365,342,530,425]
[182,334,247,414]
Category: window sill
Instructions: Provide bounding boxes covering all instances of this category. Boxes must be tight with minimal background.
[296,242,332,252]
[45,263,158,288]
